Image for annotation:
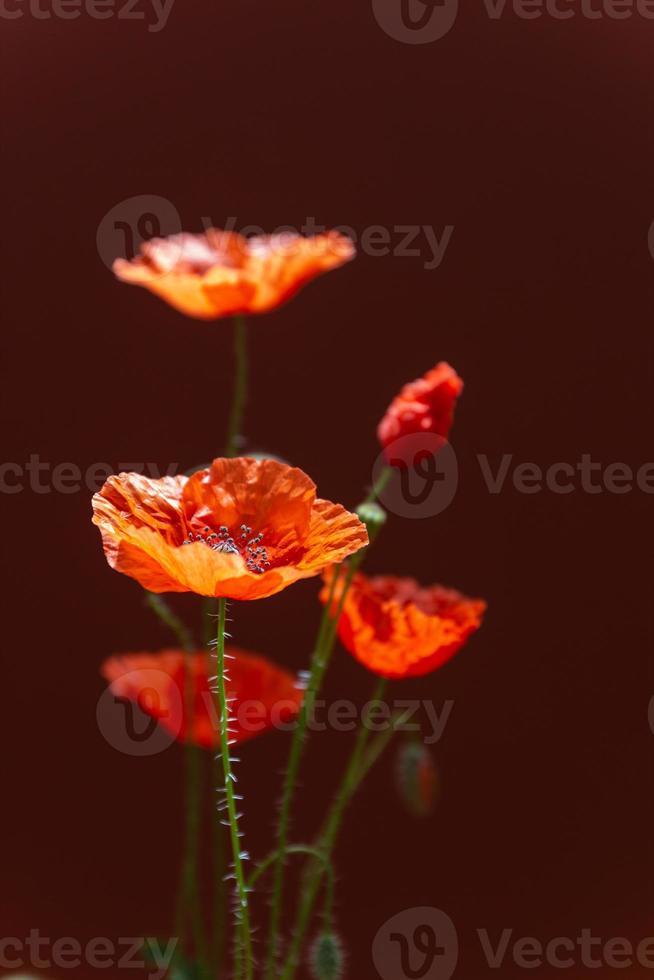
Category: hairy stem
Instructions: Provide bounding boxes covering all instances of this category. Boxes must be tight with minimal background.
[264,558,361,977]
[214,597,253,980]
[281,678,389,980]
[202,598,227,974]
[248,844,334,903]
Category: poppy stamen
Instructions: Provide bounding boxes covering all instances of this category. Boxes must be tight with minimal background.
[182,523,270,573]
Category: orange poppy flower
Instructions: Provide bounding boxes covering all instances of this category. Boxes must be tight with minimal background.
[112,228,355,320]
[101,648,303,747]
[377,362,463,458]
[320,567,485,679]
[92,457,368,600]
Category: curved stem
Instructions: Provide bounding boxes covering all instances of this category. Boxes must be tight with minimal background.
[281,678,388,980]
[364,463,393,506]
[214,598,253,980]
[264,558,362,978]
[145,592,194,650]
[225,315,248,458]
[248,844,333,897]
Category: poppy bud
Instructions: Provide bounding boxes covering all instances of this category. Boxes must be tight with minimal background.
[356,501,387,543]
[377,362,463,464]
[309,932,345,980]
[395,740,439,817]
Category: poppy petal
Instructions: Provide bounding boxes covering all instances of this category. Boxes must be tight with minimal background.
[321,568,485,679]
[92,458,367,600]
[101,648,304,748]
[113,229,354,320]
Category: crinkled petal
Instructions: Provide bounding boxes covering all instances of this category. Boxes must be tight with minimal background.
[182,457,317,546]
[92,458,367,600]
[321,569,485,679]
[297,499,370,574]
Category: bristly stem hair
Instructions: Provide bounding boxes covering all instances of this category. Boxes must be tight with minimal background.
[264,552,366,978]
[213,597,253,980]
[281,677,389,980]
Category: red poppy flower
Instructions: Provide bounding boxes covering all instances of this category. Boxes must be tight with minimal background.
[320,567,485,679]
[377,362,463,458]
[101,648,303,747]
[113,228,355,320]
[92,457,368,601]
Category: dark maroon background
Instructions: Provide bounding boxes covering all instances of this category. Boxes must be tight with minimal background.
[1,2,653,978]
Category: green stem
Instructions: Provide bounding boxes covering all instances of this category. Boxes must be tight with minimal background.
[225,315,248,458]
[264,557,362,978]
[281,678,389,980]
[145,592,194,650]
[214,598,253,980]
[150,594,207,972]
[365,463,393,506]
[355,707,407,785]
[202,598,228,972]
[248,845,333,899]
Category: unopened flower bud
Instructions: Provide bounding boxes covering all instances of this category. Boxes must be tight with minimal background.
[309,932,345,980]
[395,740,439,818]
[356,501,387,543]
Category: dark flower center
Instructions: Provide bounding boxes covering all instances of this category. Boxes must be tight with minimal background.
[183,524,270,574]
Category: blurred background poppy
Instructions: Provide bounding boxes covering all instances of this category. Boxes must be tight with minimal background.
[1,2,652,977]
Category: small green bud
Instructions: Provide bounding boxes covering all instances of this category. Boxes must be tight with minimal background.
[395,740,439,818]
[356,501,387,542]
[309,932,345,980]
